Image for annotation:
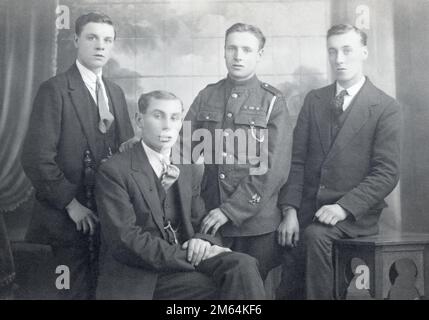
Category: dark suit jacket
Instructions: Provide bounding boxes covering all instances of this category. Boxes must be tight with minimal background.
[94,144,222,299]
[21,64,134,246]
[279,78,401,237]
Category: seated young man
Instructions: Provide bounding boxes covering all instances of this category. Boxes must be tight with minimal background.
[94,91,266,300]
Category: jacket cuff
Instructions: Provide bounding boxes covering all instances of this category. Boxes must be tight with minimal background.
[47,179,78,210]
[218,203,241,227]
[336,195,367,221]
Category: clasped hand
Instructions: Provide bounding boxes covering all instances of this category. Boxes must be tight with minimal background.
[66,198,99,236]
[200,208,229,236]
[182,238,231,266]
[314,204,348,226]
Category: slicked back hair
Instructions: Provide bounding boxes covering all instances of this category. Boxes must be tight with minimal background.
[327,24,367,46]
[137,90,183,114]
[75,12,116,39]
[225,23,266,50]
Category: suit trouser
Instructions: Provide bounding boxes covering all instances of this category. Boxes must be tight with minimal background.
[51,242,98,300]
[277,222,349,300]
[223,231,283,280]
[153,251,266,300]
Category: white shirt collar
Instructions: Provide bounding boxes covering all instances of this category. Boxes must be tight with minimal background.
[141,140,171,178]
[336,76,366,97]
[76,59,102,87]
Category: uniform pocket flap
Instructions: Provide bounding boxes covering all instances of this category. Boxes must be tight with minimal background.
[196,110,223,122]
[234,113,267,128]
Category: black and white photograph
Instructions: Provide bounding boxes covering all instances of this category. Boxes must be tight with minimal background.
[1,0,429,307]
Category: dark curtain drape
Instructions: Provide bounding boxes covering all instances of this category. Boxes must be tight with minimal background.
[0,0,57,212]
[0,0,57,292]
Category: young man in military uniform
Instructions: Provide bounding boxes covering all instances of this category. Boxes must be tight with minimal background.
[183,23,293,279]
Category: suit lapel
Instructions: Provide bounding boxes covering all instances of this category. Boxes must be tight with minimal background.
[104,78,128,143]
[67,64,98,158]
[130,144,167,237]
[314,83,336,156]
[325,78,376,164]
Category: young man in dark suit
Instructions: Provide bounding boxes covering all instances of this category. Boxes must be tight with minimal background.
[94,91,266,299]
[21,13,134,299]
[277,24,401,299]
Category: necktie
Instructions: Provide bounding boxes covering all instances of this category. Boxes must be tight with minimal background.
[160,160,180,191]
[96,76,114,133]
[332,89,348,117]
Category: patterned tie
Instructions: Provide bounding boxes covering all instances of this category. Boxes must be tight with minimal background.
[332,89,348,117]
[96,76,114,133]
[160,160,180,191]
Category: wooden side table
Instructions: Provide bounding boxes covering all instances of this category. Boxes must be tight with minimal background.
[333,233,429,300]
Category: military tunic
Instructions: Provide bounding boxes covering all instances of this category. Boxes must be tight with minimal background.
[185,75,293,237]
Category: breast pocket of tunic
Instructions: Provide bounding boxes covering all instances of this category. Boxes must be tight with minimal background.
[232,113,268,169]
[196,109,223,128]
[194,109,223,162]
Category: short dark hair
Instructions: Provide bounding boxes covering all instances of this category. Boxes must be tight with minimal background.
[137,90,183,114]
[225,23,266,50]
[75,12,115,39]
[327,24,367,46]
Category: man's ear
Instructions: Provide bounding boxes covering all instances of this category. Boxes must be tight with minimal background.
[73,34,79,49]
[257,48,264,61]
[135,112,143,127]
[362,46,369,61]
